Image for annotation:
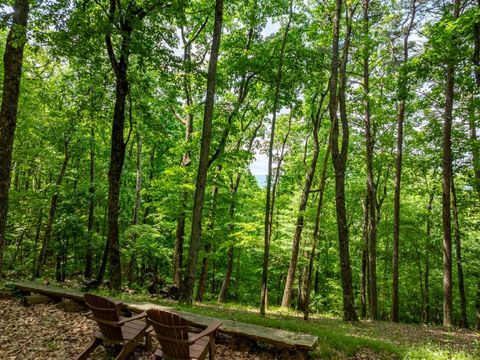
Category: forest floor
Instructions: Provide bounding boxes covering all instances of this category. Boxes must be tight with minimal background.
[0,298,276,360]
[1,281,479,360]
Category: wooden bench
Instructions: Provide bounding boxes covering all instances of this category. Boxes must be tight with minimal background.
[6,281,318,355]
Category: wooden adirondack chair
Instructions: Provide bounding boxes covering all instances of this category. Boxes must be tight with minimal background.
[147,309,222,360]
[77,293,150,360]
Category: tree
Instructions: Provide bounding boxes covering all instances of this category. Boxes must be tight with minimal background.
[0,0,30,277]
[261,0,293,316]
[179,0,224,304]
[392,0,416,323]
[328,0,357,321]
[441,0,461,327]
[104,0,150,290]
[35,139,70,278]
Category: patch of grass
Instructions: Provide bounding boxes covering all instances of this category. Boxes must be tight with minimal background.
[404,347,473,360]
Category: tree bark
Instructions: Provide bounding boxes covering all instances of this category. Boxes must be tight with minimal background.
[476,279,480,330]
[423,192,433,324]
[196,166,221,302]
[0,0,30,277]
[128,135,142,285]
[441,0,460,327]
[304,141,330,320]
[173,207,185,286]
[362,0,378,320]
[471,1,480,331]
[361,198,369,320]
[173,24,198,287]
[451,175,468,328]
[31,209,43,278]
[179,0,224,304]
[329,0,357,321]
[35,141,70,278]
[104,0,148,291]
[218,176,239,303]
[85,124,95,279]
[195,241,211,302]
[8,229,25,270]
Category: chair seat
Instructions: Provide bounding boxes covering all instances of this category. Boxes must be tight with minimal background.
[152,333,210,360]
[94,318,148,343]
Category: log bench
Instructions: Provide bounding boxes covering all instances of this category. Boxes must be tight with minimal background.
[6,281,318,357]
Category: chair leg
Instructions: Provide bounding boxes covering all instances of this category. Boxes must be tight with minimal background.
[115,331,146,360]
[77,338,103,360]
[145,332,152,350]
[115,340,137,360]
[209,337,216,360]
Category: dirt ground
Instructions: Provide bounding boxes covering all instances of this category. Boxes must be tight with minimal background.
[0,298,278,360]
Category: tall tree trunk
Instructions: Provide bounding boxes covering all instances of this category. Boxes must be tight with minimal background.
[106,68,128,291]
[476,278,480,330]
[392,0,416,323]
[361,198,369,319]
[128,135,142,285]
[282,90,326,308]
[35,141,70,278]
[0,0,30,277]
[471,0,480,331]
[441,0,460,327]
[451,175,468,328]
[8,229,25,270]
[218,120,261,302]
[31,209,43,278]
[85,124,95,279]
[261,0,293,316]
[173,24,197,287]
[329,0,357,321]
[196,165,221,302]
[362,0,378,320]
[96,239,109,285]
[218,177,238,303]
[304,142,330,320]
[423,192,433,324]
[104,0,149,290]
[174,206,186,286]
[195,241,211,301]
[179,0,224,304]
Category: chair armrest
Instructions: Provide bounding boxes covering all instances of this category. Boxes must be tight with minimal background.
[117,311,147,325]
[189,321,222,344]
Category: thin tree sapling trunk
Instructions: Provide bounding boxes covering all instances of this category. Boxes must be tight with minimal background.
[179,0,224,304]
[282,89,327,308]
[451,174,468,328]
[85,124,95,279]
[304,140,330,320]
[128,134,142,285]
[196,165,221,302]
[35,140,70,278]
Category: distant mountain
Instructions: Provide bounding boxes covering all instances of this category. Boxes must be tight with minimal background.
[255,175,267,187]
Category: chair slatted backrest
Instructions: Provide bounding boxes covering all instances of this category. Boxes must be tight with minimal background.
[147,309,190,359]
[84,294,123,341]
